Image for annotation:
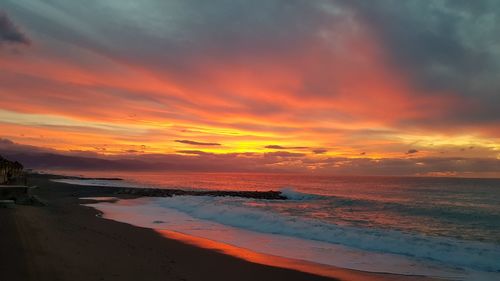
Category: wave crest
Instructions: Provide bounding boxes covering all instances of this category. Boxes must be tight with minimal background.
[151,196,500,273]
[279,187,322,200]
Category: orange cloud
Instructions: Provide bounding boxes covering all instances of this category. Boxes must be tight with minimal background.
[0,3,498,175]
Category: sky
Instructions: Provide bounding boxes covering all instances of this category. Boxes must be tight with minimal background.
[1,0,499,177]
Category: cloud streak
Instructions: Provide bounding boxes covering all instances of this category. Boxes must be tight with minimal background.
[312,149,328,154]
[0,1,499,176]
[1,139,499,177]
[265,145,309,150]
[406,149,418,155]
[175,140,221,146]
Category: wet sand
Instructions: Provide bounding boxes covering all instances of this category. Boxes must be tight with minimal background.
[0,174,437,281]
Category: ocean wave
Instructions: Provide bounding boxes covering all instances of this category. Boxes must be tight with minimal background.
[279,187,323,200]
[150,195,500,273]
[54,178,500,233]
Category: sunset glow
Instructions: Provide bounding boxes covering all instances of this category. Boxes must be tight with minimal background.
[2,3,500,281]
[1,1,499,177]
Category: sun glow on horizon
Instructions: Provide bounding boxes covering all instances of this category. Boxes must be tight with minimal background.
[0,1,499,177]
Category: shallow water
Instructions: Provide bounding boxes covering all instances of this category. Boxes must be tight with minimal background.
[50,171,500,280]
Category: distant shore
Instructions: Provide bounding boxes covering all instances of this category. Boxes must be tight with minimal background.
[0,173,437,281]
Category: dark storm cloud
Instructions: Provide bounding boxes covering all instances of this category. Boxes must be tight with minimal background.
[0,11,30,45]
[175,140,221,146]
[346,0,500,125]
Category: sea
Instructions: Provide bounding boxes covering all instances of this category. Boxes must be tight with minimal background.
[50,171,500,280]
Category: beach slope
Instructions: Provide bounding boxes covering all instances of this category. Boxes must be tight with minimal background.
[0,174,434,281]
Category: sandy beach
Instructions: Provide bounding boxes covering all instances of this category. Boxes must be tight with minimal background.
[2,2,499,279]
[0,174,438,281]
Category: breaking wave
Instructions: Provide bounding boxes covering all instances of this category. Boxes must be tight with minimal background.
[279,187,323,200]
[149,196,500,273]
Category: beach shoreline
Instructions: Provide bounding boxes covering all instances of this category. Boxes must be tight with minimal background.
[0,173,437,281]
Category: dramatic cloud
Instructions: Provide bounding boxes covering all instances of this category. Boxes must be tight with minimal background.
[0,11,30,45]
[0,138,14,145]
[0,137,52,154]
[406,149,419,154]
[1,139,499,177]
[265,145,309,150]
[0,1,499,176]
[176,150,213,156]
[175,140,221,146]
[265,151,306,158]
[312,148,328,154]
[347,0,500,127]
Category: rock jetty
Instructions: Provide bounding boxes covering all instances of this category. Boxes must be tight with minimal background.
[114,187,287,200]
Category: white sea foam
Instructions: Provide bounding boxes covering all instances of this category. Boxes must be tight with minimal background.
[61,176,500,279]
[279,187,323,200]
[85,196,500,281]
[155,196,500,271]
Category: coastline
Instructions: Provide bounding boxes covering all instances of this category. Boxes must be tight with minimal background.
[1,173,437,281]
